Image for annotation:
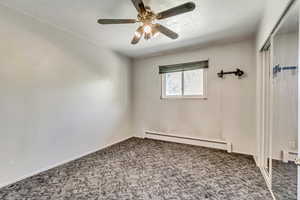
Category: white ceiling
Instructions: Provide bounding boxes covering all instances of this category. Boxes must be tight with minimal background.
[277,2,299,35]
[0,0,267,57]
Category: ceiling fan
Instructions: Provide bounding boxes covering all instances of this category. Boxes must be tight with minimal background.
[97,0,196,45]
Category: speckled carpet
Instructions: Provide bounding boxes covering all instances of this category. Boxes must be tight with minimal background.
[0,138,272,200]
[272,160,297,200]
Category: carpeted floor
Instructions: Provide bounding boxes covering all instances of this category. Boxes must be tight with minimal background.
[272,160,297,200]
[0,138,272,200]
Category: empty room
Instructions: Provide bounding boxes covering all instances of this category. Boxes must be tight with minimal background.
[0,0,299,199]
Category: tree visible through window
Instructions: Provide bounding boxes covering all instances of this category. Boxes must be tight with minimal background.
[162,69,206,98]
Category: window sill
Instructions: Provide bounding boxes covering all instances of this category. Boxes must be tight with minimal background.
[160,96,208,100]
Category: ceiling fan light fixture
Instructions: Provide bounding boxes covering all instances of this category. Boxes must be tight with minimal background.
[144,32,151,40]
[143,25,152,34]
[151,26,159,38]
[135,26,144,37]
[135,31,142,38]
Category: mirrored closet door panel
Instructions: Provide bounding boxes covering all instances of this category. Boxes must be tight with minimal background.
[271,2,299,199]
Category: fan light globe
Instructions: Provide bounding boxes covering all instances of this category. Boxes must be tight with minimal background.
[144,25,152,34]
[135,31,142,38]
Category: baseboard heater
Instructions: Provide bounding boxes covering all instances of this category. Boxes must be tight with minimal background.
[144,130,232,153]
[282,150,298,163]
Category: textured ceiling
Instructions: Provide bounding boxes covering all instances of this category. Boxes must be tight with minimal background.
[0,0,267,57]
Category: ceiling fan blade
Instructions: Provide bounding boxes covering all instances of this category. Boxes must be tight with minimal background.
[131,26,144,45]
[155,24,179,39]
[97,19,137,24]
[131,0,146,14]
[156,2,196,20]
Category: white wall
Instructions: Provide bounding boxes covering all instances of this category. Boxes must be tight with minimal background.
[132,39,257,155]
[0,5,133,187]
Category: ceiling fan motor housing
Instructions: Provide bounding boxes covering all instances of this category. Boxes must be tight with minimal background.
[138,9,156,24]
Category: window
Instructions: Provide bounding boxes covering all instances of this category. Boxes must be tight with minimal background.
[160,60,208,99]
[165,71,182,96]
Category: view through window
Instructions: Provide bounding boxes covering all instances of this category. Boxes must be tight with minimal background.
[163,69,206,98]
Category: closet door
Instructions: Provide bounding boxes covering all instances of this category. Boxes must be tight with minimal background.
[271,2,299,199]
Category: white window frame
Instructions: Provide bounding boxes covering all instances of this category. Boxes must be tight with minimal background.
[161,69,208,99]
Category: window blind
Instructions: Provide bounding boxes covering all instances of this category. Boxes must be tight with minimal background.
[159,60,209,74]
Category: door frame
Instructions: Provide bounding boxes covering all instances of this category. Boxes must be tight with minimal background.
[259,41,273,189]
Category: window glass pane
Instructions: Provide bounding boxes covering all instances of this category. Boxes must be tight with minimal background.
[165,72,182,96]
[184,69,204,96]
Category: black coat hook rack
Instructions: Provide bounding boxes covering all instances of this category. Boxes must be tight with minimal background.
[218,68,244,79]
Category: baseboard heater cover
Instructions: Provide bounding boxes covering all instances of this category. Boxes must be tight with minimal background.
[145,131,232,153]
[282,150,298,163]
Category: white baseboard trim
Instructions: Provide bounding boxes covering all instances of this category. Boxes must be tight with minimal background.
[144,130,232,153]
[0,135,133,189]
